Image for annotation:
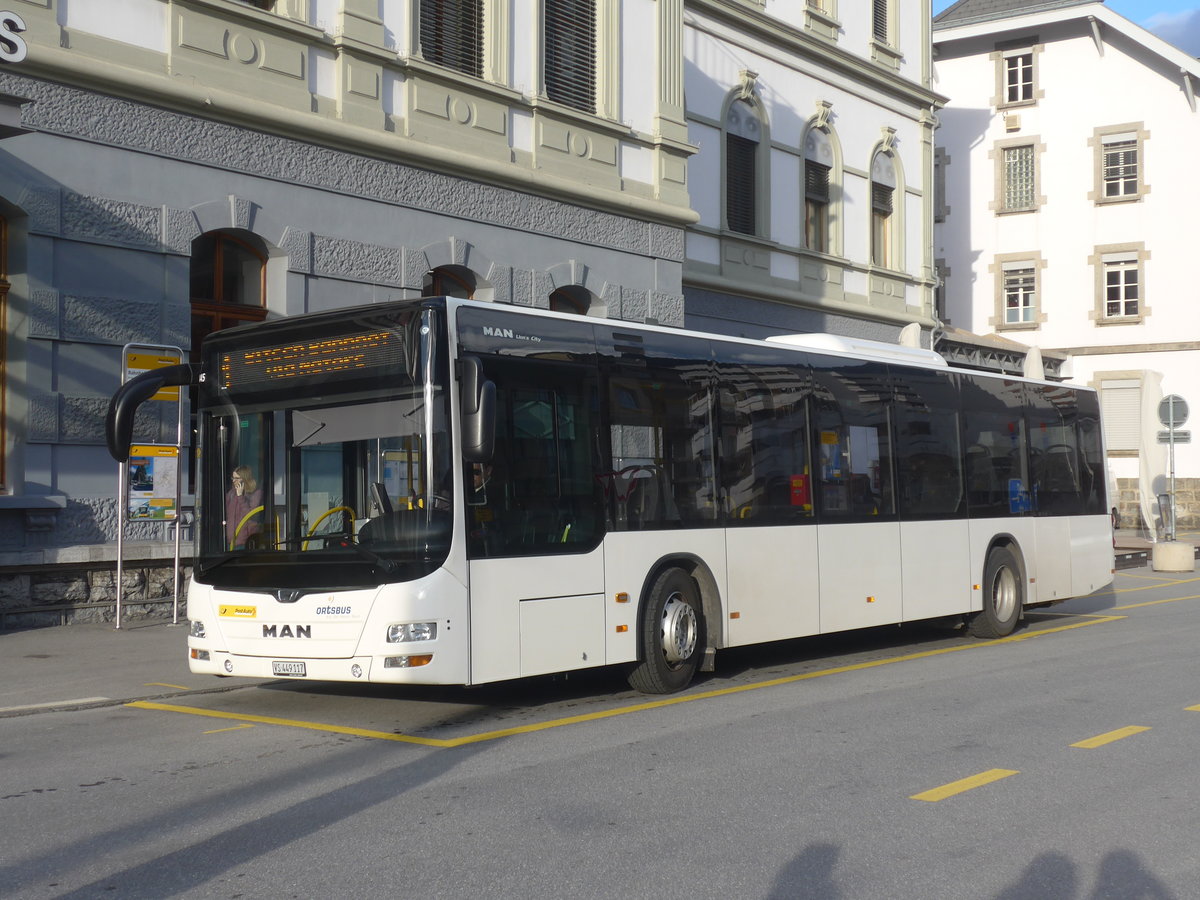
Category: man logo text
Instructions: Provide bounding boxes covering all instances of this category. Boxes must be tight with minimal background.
[262,624,311,638]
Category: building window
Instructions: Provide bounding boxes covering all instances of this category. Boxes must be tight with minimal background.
[189,231,268,490]
[1003,264,1036,325]
[419,0,483,78]
[1104,257,1139,319]
[1003,145,1034,210]
[1092,125,1148,204]
[870,152,896,268]
[991,252,1043,331]
[994,45,1041,109]
[544,0,595,113]
[725,98,762,236]
[1103,138,1137,197]
[423,266,476,299]
[1005,53,1033,103]
[805,161,831,253]
[872,0,889,43]
[1098,375,1142,455]
[549,286,592,315]
[1091,243,1148,325]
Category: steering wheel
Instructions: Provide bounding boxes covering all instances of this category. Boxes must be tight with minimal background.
[303,506,357,550]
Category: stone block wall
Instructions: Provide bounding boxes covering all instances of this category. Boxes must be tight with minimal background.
[1115,477,1200,534]
[0,553,190,630]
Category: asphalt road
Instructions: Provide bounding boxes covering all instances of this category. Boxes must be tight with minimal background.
[2,565,1198,899]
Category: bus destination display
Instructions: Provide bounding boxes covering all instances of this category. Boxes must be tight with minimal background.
[220,331,406,391]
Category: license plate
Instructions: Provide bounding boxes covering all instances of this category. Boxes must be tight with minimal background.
[272,660,307,677]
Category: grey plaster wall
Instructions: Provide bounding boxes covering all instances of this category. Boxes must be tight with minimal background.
[0,72,687,551]
[684,287,904,343]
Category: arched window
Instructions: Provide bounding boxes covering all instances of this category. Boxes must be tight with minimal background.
[549,285,592,316]
[188,230,268,490]
[804,128,834,253]
[423,266,476,299]
[870,152,896,269]
[725,98,762,236]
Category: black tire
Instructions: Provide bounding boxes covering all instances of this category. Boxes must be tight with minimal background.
[969,546,1023,638]
[627,568,705,694]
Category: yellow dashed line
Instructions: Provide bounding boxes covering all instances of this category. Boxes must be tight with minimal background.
[1114,592,1200,611]
[911,768,1019,802]
[127,614,1122,747]
[1071,726,1150,749]
[202,723,256,735]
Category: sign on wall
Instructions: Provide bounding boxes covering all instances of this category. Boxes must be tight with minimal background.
[0,11,27,64]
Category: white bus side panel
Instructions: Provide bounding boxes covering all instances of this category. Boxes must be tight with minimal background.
[899,520,972,622]
[1033,517,1074,603]
[967,517,1038,612]
[1071,515,1115,597]
[725,525,820,646]
[602,529,729,662]
[818,522,902,633]
[468,546,605,684]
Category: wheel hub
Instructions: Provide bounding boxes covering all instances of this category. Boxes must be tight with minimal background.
[660,593,698,666]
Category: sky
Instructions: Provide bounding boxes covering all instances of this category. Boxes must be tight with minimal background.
[932,1,1200,56]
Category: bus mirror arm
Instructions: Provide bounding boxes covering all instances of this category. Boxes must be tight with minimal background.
[460,356,496,463]
[105,363,200,462]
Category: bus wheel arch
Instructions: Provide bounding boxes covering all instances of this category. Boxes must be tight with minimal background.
[627,556,719,694]
[969,539,1025,638]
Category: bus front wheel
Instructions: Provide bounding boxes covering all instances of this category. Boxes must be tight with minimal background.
[628,568,705,694]
[969,546,1023,638]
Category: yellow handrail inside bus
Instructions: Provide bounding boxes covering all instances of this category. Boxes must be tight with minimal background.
[230,505,265,551]
[303,506,356,550]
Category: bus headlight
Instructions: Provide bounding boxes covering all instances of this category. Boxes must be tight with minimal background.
[387,622,437,643]
[190,620,206,638]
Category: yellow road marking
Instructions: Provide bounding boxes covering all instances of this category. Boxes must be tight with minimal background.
[144,683,190,690]
[203,724,256,734]
[1071,726,1150,749]
[911,768,1019,802]
[127,614,1121,747]
[1112,576,1200,594]
[1114,592,1200,611]
[1184,704,1200,712]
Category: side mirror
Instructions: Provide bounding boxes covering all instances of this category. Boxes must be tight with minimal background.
[460,356,495,463]
[105,363,199,462]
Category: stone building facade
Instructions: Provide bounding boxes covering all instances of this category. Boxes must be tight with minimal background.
[0,0,941,625]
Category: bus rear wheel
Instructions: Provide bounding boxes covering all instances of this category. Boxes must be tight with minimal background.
[628,568,704,694]
[969,546,1023,638]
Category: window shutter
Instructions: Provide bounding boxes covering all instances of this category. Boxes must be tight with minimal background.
[1100,379,1141,453]
[419,0,483,78]
[726,134,757,235]
[872,0,889,41]
[871,182,893,215]
[805,161,830,203]
[544,0,596,113]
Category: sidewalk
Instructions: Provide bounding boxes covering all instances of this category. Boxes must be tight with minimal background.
[0,620,268,718]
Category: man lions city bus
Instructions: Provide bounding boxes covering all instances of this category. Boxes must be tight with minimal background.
[106,297,1114,694]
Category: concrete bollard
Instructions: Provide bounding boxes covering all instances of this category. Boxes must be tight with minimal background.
[1152,541,1195,573]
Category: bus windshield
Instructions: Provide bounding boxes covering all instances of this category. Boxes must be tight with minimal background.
[194,304,453,590]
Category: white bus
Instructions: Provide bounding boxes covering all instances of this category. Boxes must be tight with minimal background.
[107,297,1114,693]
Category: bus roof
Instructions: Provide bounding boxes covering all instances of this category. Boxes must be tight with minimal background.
[764,333,948,369]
